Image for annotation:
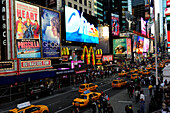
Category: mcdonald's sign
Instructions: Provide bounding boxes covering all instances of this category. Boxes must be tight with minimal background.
[96,49,102,65]
[81,46,95,65]
[62,47,69,61]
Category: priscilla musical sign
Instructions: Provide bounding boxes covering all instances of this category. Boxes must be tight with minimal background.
[15,1,41,58]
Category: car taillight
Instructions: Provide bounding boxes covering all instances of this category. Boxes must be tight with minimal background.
[31,91,33,95]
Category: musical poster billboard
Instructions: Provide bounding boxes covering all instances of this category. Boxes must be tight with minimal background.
[136,36,144,54]
[133,35,137,52]
[41,8,61,58]
[15,1,41,58]
[111,14,119,36]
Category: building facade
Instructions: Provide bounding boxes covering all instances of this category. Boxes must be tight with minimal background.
[94,0,104,24]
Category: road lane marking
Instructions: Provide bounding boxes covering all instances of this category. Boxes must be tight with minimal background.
[118,101,132,103]
[55,105,73,113]
[103,87,112,92]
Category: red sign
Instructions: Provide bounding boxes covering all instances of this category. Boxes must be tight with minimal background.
[96,54,102,59]
[167,1,170,7]
[102,55,113,62]
[21,60,51,68]
[62,56,69,62]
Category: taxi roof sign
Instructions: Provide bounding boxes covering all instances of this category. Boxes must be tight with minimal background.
[17,101,31,109]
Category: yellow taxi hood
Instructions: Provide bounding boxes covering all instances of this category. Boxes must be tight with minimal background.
[74,98,87,102]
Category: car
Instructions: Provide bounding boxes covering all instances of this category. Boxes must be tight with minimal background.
[72,91,101,107]
[131,73,139,80]
[8,101,49,113]
[146,66,152,70]
[138,69,143,74]
[118,70,128,77]
[78,83,98,93]
[130,68,138,73]
[26,85,54,100]
[112,79,127,88]
[142,70,151,76]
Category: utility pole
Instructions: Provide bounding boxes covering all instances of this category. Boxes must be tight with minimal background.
[153,0,158,85]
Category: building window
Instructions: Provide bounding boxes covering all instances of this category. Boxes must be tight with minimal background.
[68,2,72,7]
[84,0,87,6]
[84,9,87,13]
[74,4,77,9]
[89,10,91,15]
[79,7,82,12]
[88,1,91,8]
[74,0,77,1]
[79,0,82,4]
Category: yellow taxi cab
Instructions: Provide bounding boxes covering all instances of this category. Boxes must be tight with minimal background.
[72,91,101,107]
[130,68,138,73]
[131,73,139,80]
[138,68,143,74]
[159,63,165,68]
[146,66,152,70]
[112,79,127,88]
[8,101,49,113]
[79,83,98,93]
[118,70,128,77]
[142,70,151,75]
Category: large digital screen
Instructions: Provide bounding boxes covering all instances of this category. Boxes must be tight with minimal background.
[136,36,144,54]
[141,17,146,35]
[65,6,99,44]
[113,39,127,54]
[41,8,61,58]
[111,14,119,36]
[15,1,41,58]
[143,38,149,52]
[133,35,137,52]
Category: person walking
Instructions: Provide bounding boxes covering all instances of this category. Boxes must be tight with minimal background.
[140,98,145,113]
[92,100,96,113]
[125,105,129,113]
[128,104,134,113]
[135,89,140,103]
[107,103,114,113]
[102,97,107,113]
[148,84,153,96]
[97,100,102,113]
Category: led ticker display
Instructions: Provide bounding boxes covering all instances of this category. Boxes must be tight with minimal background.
[65,6,99,44]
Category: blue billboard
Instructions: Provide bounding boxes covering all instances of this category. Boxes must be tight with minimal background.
[41,8,61,58]
[65,6,99,44]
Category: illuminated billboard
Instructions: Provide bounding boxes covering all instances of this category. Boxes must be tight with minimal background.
[15,1,41,58]
[41,8,61,58]
[150,40,154,53]
[133,35,137,52]
[127,38,131,55]
[143,38,149,52]
[65,6,99,44]
[113,39,127,54]
[136,36,144,54]
[141,17,146,35]
[111,13,119,36]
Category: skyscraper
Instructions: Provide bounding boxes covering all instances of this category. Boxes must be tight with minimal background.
[94,0,104,24]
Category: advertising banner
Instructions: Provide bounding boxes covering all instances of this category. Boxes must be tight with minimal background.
[136,36,144,54]
[127,38,131,55]
[41,8,61,58]
[15,1,41,58]
[102,55,113,62]
[141,17,146,35]
[65,6,99,44]
[133,35,137,52]
[150,40,154,53]
[167,0,170,7]
[113,39,127,54]
[0,61,14,70]
[111,13,119,36]
[21,60,51,68]
[143,38,149,52]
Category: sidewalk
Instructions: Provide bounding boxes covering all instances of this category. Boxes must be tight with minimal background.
[84,87,152,113]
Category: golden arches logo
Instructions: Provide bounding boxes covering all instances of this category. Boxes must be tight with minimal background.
[81,46,95,65]
[62,47,69,56]
[95,49,102,55]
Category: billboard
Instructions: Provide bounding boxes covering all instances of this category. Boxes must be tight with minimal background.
[102,55,113,62]
[113,39,127,54]
[141,17,146,35]
[65,6,99,44]
[136,36,144,54]
[15,1,41,58]
[41,8,61,58]
[127,38,131,55]
[150,40,154,53]
[143,38,149,52]
[133,35,137,52]
[111,14,119,36]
